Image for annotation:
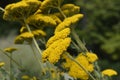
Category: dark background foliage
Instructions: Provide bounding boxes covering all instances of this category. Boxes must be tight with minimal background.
[75,0,120,61]
[0,0,120,79]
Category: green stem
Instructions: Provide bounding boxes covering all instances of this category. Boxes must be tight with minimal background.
[10,53,13,80]
[57,7,66,18]
[29,44,46,75]
[0,49,23,69]
[71,40,81,52]
[24,20,46,74]
[71,27,88,53]
[25,22,42,55]
[0,7,4,12]
[45,62,53,80]
[65,52,96,80]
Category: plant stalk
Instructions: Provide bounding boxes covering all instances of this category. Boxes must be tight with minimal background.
[0,7,5,12]
[24,20,46,74]
[10,53,13,80]
[29,44,46,75]
[71,27,88,53]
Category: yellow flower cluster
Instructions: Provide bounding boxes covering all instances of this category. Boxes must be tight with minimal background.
[86,52,98,63]
[62,52,73,69]
[3,0,41,21]
[42,38,71,63]
[15,26,46,44]
[41,5,84,64]
[55,14,83,33]
[4,47,17,53]
[61,4,80,11]
[32,29,46,38]
[22,75,30,79]
[102,69,117,77]
[61,4,80,17]
[54,4,80,19]
[40,0,62,12]
[22,75,37,80]
[26,14,57,28]
[62,52,98,79]
[14,32,34,44]
[46,28,70,47]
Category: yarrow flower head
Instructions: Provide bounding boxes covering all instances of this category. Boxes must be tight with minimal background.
[32,29,46,38]
[102,69,117,77]
[3,0,41,21]
[46,28,70,47]
[14,32,34,44]
[42,38,71,63]
[42,20,71,63]
[21,75,37,80]
[26,14,57,28]
[40,0,63,13]
[61,4,80,17]
[55,14,83,33]
[21,75,30,79]
[62,52,73,69]
[86,52,98,63]
[4,47,17,53]
[68,54,94,79]
[62,52,97,80]
[53,3,80,20]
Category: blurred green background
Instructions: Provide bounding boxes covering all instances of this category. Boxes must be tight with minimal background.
[0,0,120,79]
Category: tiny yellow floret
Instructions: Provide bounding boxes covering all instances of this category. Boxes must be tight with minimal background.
[21,75,30,79]
[0,62,5,67]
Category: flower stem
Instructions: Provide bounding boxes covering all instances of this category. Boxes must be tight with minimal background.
[71,27,88,53]
[0,7,4,12]
[25,22,42,55]
[29,44,46,75]
[71,40,81,52]
[57,7,66,19]
[24,20,46,74]
[10,53,13,80]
